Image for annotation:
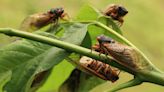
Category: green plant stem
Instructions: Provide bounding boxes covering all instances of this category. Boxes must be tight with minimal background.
[94,21,163,72]
[94,21,157,68]
[107,77,142,92]
[0,28,164,86]
[138,70,164,86]
[78,20,162,72]
[94,21,164,85]
[0,28,132,74]
[68,21,160,72]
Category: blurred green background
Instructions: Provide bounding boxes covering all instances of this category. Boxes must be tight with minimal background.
[0,0,164,92]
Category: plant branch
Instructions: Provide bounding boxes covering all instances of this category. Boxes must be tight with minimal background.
[94,22,150,59]
[0,28,164,86]
[0,28,133,74]
[137,70,164,86]
[106,77,142,92]
[72,20,160,72]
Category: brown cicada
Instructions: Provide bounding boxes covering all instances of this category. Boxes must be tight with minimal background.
[93,35,139,70]
[20,7,68,32]
[79,56,120,82]
[103,4,128,26]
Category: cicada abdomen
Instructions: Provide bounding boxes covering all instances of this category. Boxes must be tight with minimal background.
[79,56,119,82]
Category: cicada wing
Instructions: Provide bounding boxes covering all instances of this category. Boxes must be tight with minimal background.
[20,13,52,32]
[106,45,139,70]
[20,14,39,32]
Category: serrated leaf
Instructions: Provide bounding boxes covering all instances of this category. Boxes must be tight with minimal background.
[1,23,88,92]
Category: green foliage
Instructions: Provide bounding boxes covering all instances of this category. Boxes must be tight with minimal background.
[37,60,74,92]
[0,3,164,92]
[75,4,99,21]
[0,22,88,92]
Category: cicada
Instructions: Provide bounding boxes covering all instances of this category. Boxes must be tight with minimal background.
[20,7,68,32]
[93,35,139,70]
[103,4,128,26]
[79,56,119,82]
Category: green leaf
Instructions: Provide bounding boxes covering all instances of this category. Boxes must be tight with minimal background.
[56,23,105,92]
[75,5,107,44]
[37,60,74,92]
[75,4,123,45]
[81,31,92,48]
[75,4,100,21]
[62,4,124,92]
[59,29,105,92]
[2,33,70,92]
[77,73,105,92]
[79,31,106,92]
[37,23,89,92]
[58,69,81,92]
[1,23,88,92]
[59,69,105,92]
[98,16,122,35]
[61,23,89,44]
[87,24,106,44]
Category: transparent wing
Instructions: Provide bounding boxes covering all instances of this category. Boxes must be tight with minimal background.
[20,13,52,32]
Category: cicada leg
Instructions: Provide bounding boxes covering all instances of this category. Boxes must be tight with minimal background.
[61,13,70,21]
[117,17,124,27]
[113,67,121,76]
[91,43,100,54]
[45,19,58,32]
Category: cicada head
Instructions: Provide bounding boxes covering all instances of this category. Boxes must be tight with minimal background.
[96,35,115,44]
[49,7,64,18]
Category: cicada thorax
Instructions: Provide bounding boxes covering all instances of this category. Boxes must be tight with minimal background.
[92,34,114,54]
[92,43,106,54]
[79,56,119,82]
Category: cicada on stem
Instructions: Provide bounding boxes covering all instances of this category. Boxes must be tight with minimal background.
[93,35,141,71]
